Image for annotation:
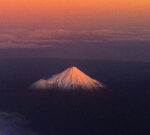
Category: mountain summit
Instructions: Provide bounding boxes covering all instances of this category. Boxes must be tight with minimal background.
[31,67,105,90]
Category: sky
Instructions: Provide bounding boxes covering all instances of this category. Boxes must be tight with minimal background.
[0,0,150,61]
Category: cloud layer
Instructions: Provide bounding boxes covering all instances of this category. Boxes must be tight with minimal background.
[0,28,150,48]
[0,28,150,61]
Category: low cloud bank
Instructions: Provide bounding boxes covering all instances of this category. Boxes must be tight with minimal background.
[0,28,150,48]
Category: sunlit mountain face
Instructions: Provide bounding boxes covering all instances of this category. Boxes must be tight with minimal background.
[31,67,105,90]
[0,0,150,62]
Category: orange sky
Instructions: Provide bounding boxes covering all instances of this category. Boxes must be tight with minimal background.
[0,0,150,30]
[0,0,150,61]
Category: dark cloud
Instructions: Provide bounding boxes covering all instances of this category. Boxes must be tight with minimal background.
[0,41,150,62]
[0,111,36,135]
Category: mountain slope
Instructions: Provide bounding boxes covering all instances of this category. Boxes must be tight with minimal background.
[31,67,105,90]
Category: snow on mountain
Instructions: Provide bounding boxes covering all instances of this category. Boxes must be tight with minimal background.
[31,67,105,90]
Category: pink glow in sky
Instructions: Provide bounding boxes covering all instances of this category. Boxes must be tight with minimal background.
[0,0,150,61]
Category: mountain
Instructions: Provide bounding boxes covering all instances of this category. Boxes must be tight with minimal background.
[31,67,105,90]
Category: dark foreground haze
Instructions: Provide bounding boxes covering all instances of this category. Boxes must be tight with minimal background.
[0,58,149,135]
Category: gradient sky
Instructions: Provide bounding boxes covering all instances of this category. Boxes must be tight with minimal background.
[0,0,150,61]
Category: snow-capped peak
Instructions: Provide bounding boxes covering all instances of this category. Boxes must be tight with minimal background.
[31,67,105,90]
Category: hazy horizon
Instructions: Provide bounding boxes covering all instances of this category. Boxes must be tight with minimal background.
[0,0,150,61]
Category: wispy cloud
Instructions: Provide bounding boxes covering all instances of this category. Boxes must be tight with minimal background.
[0,28,150,48]
[0,111,36,135]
